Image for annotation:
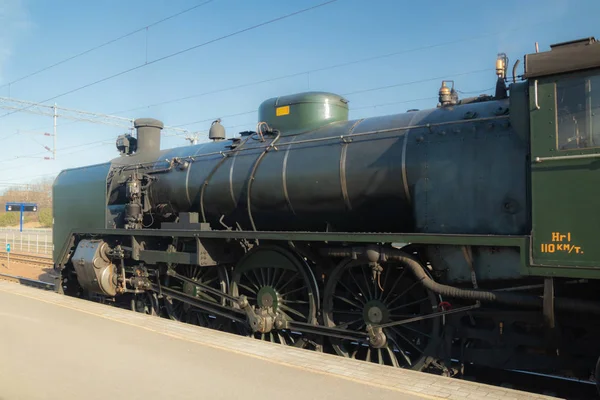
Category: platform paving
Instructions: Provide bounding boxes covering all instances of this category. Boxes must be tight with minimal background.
[0,281,561,399]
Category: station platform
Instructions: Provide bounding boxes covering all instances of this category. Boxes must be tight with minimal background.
[0,281,558,400]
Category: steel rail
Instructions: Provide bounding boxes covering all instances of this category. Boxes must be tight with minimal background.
[0,252,53,265]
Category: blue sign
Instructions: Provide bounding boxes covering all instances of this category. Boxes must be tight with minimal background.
[6,243,10,253]
[4,202,38,232]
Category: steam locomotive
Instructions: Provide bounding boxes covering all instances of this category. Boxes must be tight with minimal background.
[53,36,600,387]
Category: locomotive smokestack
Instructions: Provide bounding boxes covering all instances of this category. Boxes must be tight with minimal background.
[134,118,163,154]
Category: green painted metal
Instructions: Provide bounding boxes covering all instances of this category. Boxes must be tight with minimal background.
[52,163,110,264]
[529,68,600,269]
[258,91,349,135]
[507,81,530,144]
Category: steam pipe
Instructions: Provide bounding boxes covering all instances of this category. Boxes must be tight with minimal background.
[512,59,521,83]
[320,246,600,315]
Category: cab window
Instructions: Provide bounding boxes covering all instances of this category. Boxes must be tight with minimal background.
[556,74,600,150]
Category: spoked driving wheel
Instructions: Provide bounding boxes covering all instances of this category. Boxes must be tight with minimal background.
[231,245,321,350]
[323,257,441,369]
[163,264,229,331]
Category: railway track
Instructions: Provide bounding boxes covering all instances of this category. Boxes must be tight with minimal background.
[0,251,57,290]
[0,251,53,266]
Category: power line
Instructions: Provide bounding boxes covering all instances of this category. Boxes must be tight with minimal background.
[352,96,438,111]
[0,0,216,90]
[0,0,339,121]
[5,66,497,166]
[106,14,564,116]
[21,12,558,135]
[176,84,495,135]
[0,95,193,160]
[172,69,492,130]
[0,137,116,165]
[173,109,257,128]
[0,81,499,184]
[111,42,493,116]
[341,68,492,96]
[0,132,19,141]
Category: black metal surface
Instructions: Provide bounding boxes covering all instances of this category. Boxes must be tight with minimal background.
[118,103,524,236]
[524,37,600,78]
[140,249,199,265]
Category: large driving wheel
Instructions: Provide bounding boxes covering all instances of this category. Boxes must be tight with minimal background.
[230,245,321,350]
[163,264,229,331]
[323,257,441,369]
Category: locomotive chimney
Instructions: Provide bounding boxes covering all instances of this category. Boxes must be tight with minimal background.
[134,118,163,154]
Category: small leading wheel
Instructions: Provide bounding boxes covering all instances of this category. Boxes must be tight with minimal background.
[323,257,441,369]
[163,264,229,331]
[230,245,321,350]
[131,292,160,316]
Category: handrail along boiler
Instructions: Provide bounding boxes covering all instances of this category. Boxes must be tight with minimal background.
[53,37,600,387]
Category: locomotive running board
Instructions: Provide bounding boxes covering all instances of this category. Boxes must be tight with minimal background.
[70,228,528,247]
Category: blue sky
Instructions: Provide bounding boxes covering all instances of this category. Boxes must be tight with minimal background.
[0,0,596,189]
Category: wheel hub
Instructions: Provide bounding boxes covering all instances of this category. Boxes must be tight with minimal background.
[182,281,197,297]
[363,300,389,324]
[257,286,279,311]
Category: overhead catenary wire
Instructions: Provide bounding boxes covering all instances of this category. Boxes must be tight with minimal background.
[0,137,118,165]
[0,96,191,135]
[19,11,554,135]
[111,46,497,116]
[0,132,19,141]
[0,89,498,187]
[0,0,217,90]
[0,0,339,121]
[105,15,559,116]
[341,68,492,96]
[0,8,577,189]
[172,69,494,130]
[1,77,496,169]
